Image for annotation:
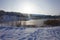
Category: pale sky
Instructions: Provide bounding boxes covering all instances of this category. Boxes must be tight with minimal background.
[0,0,60,15]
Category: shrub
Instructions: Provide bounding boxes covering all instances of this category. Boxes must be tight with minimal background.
[44,20,60,26]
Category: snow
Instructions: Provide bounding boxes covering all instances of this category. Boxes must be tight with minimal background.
[0,27,60,40]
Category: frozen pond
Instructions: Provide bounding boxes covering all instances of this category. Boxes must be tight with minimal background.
[0,27,60,40]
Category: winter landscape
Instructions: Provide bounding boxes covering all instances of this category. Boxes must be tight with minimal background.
[0,0,60,40]
[0,10,60,40]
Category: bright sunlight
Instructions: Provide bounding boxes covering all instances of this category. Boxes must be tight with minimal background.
[20,2,37,14]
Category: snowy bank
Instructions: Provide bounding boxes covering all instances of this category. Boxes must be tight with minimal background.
[0,26,60,40]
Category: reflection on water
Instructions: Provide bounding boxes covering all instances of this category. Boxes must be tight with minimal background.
[0,19,60,27]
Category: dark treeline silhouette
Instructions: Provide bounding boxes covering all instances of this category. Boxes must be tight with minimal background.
[0,10,28,23]
[0,10,60,19]
[0,10,60,22]
[0,10,27,17]
[30,14,60,19]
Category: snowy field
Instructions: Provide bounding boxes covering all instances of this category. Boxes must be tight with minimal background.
[0,26,60,40]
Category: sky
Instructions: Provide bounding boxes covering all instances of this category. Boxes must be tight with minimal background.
[0,0,60,15]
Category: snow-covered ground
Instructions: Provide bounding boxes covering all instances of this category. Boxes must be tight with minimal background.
[0,26,60,40]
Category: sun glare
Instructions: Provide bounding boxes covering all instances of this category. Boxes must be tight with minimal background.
[20,2,37,14]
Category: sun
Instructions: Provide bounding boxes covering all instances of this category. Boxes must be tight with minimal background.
[21,5,33,13]
[20,2,36,14]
